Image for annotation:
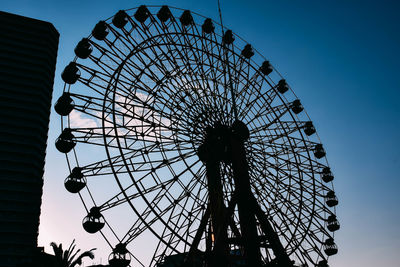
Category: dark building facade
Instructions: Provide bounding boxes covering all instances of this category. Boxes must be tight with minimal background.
[0,11,59,267]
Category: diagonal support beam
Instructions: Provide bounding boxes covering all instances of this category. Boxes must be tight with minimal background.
[251,195,293,266]
[184,206,210,266]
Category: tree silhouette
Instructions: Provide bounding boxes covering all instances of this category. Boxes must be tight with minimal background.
[50,239,96,267]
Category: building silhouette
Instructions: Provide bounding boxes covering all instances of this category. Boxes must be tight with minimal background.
[0,11,59,267]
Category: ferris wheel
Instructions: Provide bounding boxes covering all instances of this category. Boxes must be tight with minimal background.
[55,5,339,267]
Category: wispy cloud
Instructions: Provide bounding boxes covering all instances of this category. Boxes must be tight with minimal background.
[69,109,99,128]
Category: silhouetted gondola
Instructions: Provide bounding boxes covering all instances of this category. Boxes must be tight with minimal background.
[314,144,326,159]
[83,207,105,234]
[325,190,338,207]
[64,167,86,193]
[109,243,131,267]
[61,62,80,84]
[327,215,340,232]
[322,167,334,183]
[324,238,338,256]
[55,128,76,153]
[112,10,129,28]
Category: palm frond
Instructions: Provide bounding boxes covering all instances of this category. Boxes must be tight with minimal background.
[50,242,62,258]
[70,249,96,267]
[50,240,96,267]
[67,248,81,266]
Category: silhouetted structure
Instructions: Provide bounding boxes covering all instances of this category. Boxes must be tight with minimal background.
[55,5,339,266]
[0,11,59,267]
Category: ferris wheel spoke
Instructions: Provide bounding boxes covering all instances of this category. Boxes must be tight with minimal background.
[254,197,308,251]
[74,64,134,102]
[91,27,135,61]
[67,123,169,151]
[230,53,247,98]
[122,205,172,245]
[96,37,173,93]
[77,59,115,80]
[168,30,220,110]
[103,27,138,59]
[69,126,122,147]
[134,27,227,120]
[182,195,210,251]
[155,42,217,115]
[266,210,301,254]
[109,78,205,134]
[257,152,327,180]
[202,33,231,116]
[139,162,206,241]
[249,150,328,195]
[125,27,184,79]
[249,116,299,139]
[110,19,141,48]
[250,174,303,212]
[123,156,203,213]
[275,207,326,260]
[249,135,318,160]
[151,229,181,265]
[146,185,205,255]
[249,121,305,144]
[75,72,112,97]
[235,73,266,119]
[258,141,326,174]
[101,89,196,138]
[124,150,197,178]
[106,34,172,83]
[248,157,306,203]
[249,104,294,133]
[120,184,186,246]
[120,205,183,259]
[72,93,162,128]
[250,176,325,248]
[232,59,253,110]
[82,160,128,177]
[89,50,125,78]
[242,90,280,126]
[150,235,170,266]
[160,60,218,121]
[84,40,127,75]
[198,36,232,120]
[77,141,197,177]
[125,177,198,247]
[100,179,175,213]
[270,193,316,246]
[120,16,151,45]
[170,23,219,100]
[112,192,194,250]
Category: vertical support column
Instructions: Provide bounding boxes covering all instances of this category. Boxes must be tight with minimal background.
[230,135,262,267]
[204,160,229,266]
[230,120,293,267]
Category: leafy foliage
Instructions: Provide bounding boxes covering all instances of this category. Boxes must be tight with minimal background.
[50,239,96,267]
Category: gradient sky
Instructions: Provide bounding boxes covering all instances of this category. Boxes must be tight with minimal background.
[1,0,399,266]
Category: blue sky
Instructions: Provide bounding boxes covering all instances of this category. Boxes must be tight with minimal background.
[1,0,399,266]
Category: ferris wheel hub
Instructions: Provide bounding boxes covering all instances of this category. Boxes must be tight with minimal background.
[232,120,250,141]
[198,122,234,163]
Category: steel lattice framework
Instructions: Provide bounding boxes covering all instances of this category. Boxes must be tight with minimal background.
[55,5,339,267]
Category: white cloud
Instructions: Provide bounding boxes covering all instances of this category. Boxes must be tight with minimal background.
[69,109,99,128]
